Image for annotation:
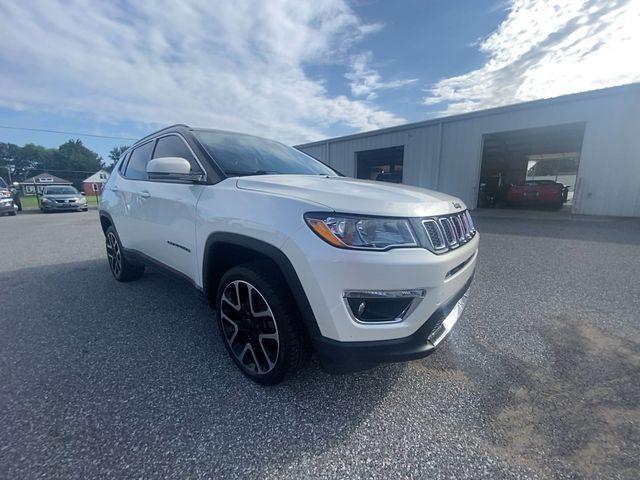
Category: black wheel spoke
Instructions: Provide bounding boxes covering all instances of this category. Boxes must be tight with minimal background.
[220,280,279,375]
[220,311,239,344]
[258,333,278,369]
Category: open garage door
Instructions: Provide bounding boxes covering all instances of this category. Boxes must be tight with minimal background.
[356,146,404,183]
[478,123,585,213]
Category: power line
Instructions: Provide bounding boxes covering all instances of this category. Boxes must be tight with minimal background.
[0,125,137,141]
[21,168,101,174]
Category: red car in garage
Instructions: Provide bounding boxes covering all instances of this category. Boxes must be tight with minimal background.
[506,180,569,208]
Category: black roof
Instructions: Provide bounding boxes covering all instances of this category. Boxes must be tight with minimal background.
[132,124,191,147]
[22,172,73,184]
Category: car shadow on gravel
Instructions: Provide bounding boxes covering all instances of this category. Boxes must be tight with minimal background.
[0,259,404,478]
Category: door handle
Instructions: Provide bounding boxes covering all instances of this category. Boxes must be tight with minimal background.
[110,185,120,192]
[139,190,151,199]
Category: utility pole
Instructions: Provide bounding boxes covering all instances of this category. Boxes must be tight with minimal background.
[33,177,40,209]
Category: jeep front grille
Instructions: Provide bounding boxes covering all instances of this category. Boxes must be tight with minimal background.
[422,210,476,253]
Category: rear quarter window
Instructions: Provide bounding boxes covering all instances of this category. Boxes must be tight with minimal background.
[118,151,131,174]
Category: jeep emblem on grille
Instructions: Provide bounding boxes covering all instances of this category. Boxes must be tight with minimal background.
[452,202,462,209]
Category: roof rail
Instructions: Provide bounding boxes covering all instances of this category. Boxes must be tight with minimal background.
[133,124,191,146]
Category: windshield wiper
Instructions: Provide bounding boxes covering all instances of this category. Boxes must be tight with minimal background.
[224,170,281,176]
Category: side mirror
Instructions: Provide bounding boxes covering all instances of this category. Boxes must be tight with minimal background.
[37,192,42,196]
[146,157,195,181]
[80,192,86,196]
[12,182,19,188]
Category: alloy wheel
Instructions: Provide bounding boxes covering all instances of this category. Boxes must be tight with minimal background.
[106,231,122,277]
[219,280,280,375]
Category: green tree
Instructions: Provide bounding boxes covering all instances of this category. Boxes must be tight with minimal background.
[48,139,104,172]
[1,140,104,187]
[1,143,55,180]
[106,145,130,171]
[0,142,21,182]
[35,139,104,188]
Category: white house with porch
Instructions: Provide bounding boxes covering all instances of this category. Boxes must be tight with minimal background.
[20,173,73,195]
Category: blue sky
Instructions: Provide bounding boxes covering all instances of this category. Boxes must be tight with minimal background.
[0,0,638,163]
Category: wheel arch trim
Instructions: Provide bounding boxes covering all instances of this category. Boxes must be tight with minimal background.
[99,210,115,236]
[202,232,322,340]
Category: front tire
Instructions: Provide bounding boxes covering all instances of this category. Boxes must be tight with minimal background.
[105,226,144,282]
[216,262,309,385]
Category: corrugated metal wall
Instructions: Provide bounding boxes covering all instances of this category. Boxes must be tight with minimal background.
[297,85,640,217]
[299,144,328,163]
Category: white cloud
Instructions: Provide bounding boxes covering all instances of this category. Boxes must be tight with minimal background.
[0,0,405,144]
[424,0,640,115]
[346,51,418,100]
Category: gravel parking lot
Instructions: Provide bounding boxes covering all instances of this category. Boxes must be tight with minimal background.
[1,211,638,479]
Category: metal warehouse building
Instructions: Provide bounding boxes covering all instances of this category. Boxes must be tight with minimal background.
[296,83,640,218]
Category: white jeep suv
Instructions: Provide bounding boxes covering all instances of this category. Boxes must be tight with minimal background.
[100,125,478,385]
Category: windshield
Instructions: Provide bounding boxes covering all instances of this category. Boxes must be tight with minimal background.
[43,186,78,195]
[0,177,7,189]
[194,130,337,177]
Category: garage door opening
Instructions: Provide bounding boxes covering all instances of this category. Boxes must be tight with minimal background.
[478,123,585,212]
[356,146,404,183]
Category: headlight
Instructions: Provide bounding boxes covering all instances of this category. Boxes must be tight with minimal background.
[305,213,418,250]
[77,197,87,203]
[41,197,53,203]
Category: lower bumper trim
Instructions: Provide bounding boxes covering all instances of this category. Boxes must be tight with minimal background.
[312,274,473,373]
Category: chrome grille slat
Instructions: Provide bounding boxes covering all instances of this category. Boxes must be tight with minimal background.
[422,210,476,254]
[439,218,457,247]
[453,216,464,242]
[465,210,475,232]
[459,215,468,237]
[461,214,470,237]
[422,219,446,250]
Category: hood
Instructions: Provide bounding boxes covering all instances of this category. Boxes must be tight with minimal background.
[236,175,465,217]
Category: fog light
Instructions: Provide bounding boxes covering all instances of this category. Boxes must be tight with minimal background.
[344,289,425,323]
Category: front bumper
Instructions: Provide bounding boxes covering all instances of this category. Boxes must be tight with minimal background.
[281,224,478,371]
[314,275,473,373]
[41,202,87,211]
[283,225,478,342]
[0,200,15,213]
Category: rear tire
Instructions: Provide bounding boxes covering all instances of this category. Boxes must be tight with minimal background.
[216,261,309,385]
[105,225,145,282]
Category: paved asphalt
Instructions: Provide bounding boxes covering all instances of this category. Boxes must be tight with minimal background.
[1,211,638,479]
